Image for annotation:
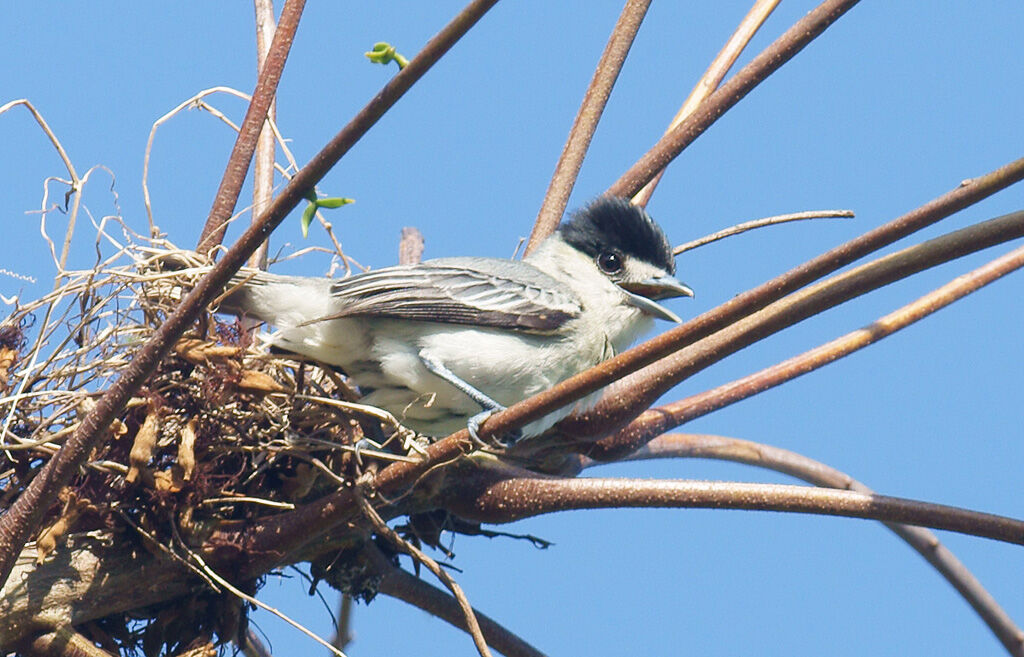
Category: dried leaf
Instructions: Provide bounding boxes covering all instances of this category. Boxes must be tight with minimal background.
[177,418,197,481]
[110,417,128,437]
[152,469,182,493]
[175,641,216,657]
[126,409,160,484]
[76,397,97,418]
[280,462,318,499]
[35,491,89,564]
[174,338,241,365]
[35,519,67,564]
[0,346,17,391]
[237,369,288,394]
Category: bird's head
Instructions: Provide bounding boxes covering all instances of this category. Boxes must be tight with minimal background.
[558,196,693,322]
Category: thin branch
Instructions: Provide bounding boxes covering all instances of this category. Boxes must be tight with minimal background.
[445,475,1024,546]
[196,0,302,255]
[610,434,1024,656]
[584,209,1024,456]
[0,0,497,589]
[251,0,279,270]
[523,0,652,255]
[378,562,546,657]
[673,209,854,255]
[0,99,83,272]
[631,0,780,207]
[0,100,79,186]
[608,0,860,199]
[143,86,269,234]
[356,491,493,657]
[140,86,361,273]
[330,594,353,654]
[0,102,91,462]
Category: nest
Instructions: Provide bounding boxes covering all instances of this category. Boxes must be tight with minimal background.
[0,226,426,654]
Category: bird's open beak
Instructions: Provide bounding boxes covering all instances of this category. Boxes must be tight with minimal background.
[618,276,694,323]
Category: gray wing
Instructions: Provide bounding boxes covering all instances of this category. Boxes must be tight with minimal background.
[315,257,582,332]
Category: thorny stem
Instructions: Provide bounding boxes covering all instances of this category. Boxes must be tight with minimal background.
[523,0,652,255]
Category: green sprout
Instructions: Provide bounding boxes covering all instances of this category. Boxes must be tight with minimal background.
[365,41,408,70]
[301,189,354,238]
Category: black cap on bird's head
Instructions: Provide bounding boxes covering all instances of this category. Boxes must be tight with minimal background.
[559,196,694,322]
[560,196,675,275]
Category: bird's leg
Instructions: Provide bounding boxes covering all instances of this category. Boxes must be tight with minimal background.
[418,352,519,446]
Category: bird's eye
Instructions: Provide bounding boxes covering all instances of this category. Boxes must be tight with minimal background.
[597,251,622,274]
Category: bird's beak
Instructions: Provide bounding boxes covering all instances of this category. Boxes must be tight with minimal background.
[618,276,694,323]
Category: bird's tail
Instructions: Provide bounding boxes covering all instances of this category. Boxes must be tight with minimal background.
[147,250,333,328]
[218,269,333,329]
[217,269,275,319]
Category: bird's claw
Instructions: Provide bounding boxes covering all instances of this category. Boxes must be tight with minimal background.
[467,409,521,448]
[352,437,381,466]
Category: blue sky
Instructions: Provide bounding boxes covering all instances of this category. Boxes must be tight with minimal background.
[2,2,1023,655]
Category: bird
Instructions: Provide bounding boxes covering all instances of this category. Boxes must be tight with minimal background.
[218,196,693,444]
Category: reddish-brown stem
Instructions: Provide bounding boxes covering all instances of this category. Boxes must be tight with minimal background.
[523,0,652,255]
[632,0,780,207]
[445,475,1024,546]
[379,560,545,657]
[608,0,860,198]
[196,0,301,256]
[614,434,1024,656]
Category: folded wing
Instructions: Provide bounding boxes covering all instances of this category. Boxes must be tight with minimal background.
[317,257,581,332]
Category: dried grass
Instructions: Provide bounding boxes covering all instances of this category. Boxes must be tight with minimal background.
[0,217,421,654]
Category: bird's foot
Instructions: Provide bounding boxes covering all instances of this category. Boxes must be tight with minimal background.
[352,437,382,466]
[467,408,522,448]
